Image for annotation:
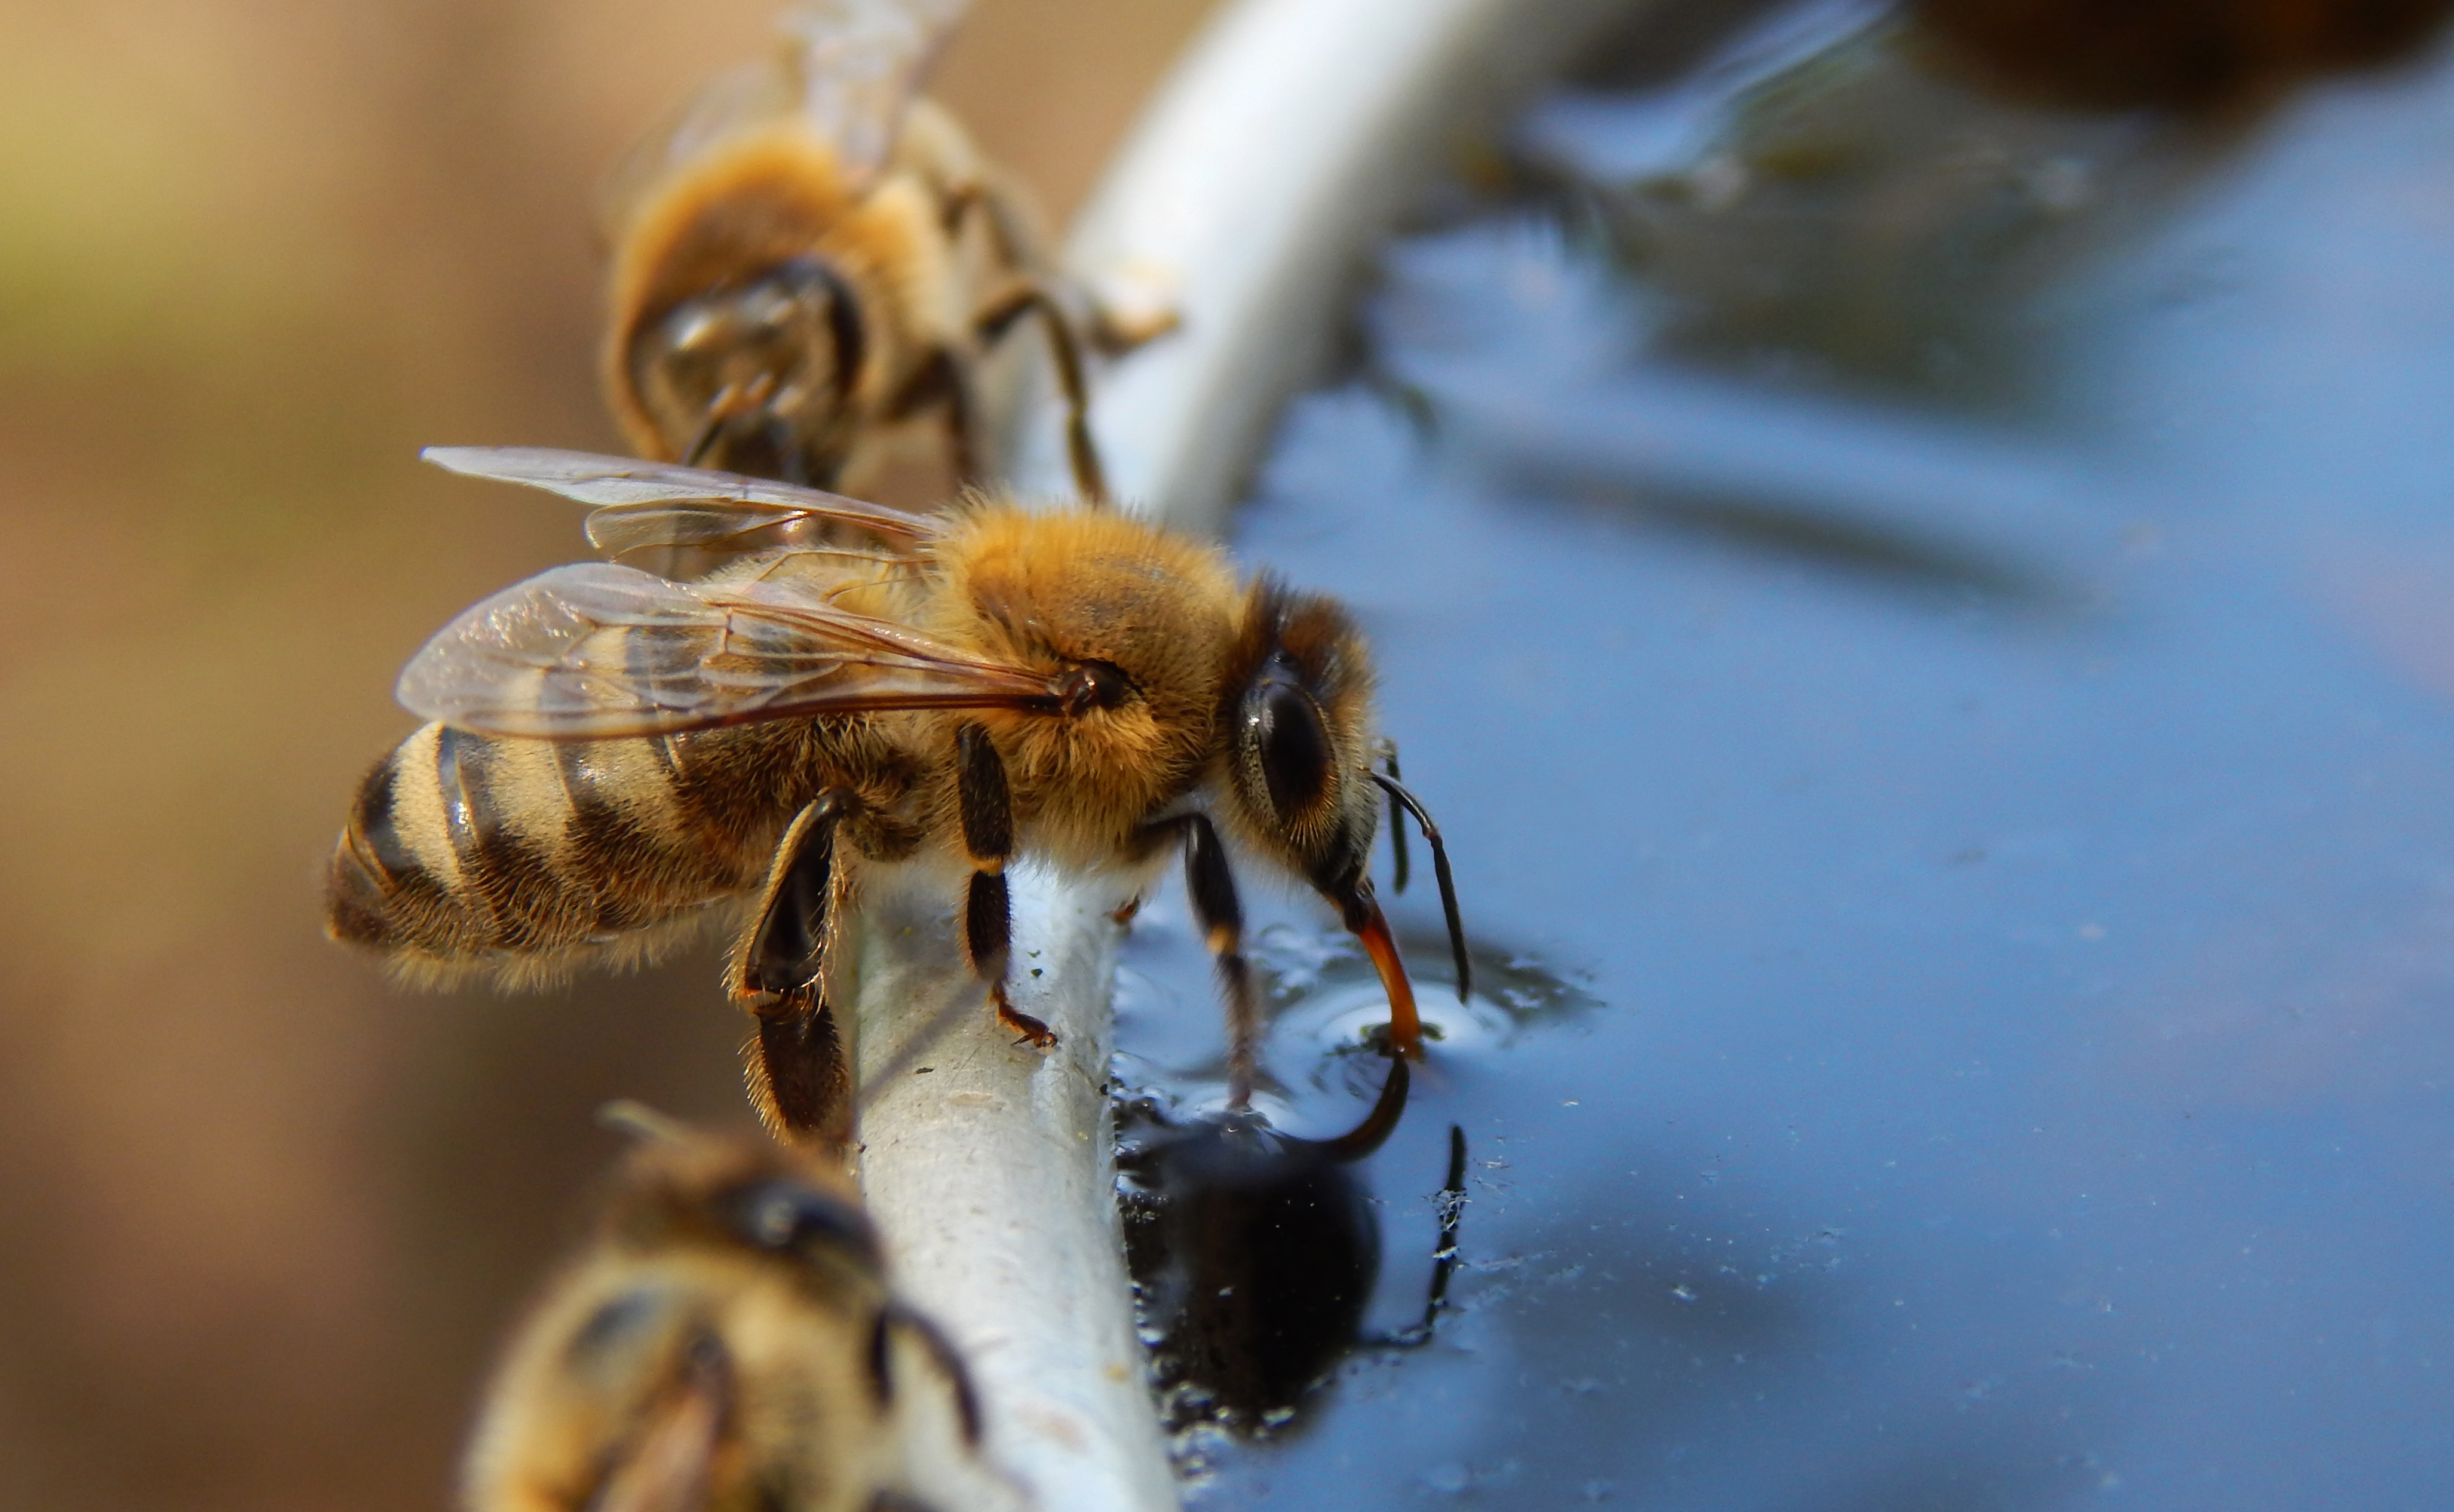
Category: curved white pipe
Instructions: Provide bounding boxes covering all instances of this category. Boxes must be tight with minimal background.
[851,2,1632,1508]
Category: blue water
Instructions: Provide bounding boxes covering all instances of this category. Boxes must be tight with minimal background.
[1113,8,2454,1507]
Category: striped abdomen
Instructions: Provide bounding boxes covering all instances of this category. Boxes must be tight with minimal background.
[326,719,806,983]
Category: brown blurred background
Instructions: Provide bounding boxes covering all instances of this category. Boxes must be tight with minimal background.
[0,2,1211,1505]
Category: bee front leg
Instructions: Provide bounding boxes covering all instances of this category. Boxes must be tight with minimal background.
[1177,814,1264,1112]
[732,794,854,1147]
[956,722,1056,1050]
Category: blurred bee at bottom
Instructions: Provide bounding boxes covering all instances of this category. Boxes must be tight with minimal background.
[467,1114,1026,1512]
[603,0,1129,503]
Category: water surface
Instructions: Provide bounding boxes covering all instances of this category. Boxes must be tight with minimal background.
[1114,5,2454,1507]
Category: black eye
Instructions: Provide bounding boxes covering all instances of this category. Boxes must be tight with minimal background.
[565,1287,667,1369]
[722,1179,879,1265]
[1247,668,1330,821]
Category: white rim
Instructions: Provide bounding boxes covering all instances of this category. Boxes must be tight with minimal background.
[852,2,1632,1507]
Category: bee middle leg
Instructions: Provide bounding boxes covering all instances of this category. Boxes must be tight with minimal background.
[1130,814,1264,1111]
[733,793,856,1147]
[955,722,1056,1049]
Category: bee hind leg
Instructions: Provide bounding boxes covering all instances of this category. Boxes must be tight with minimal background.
[734,794,855,1147]
[955,723,1056,1050]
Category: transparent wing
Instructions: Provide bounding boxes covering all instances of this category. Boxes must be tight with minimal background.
[398,562,1058,738]
[600,0,970,218]
[777,0,974,177]
[422,446,942,558]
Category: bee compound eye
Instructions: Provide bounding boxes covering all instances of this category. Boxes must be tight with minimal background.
[565,1287,668,1372]
[752,1191,799,1247]
[725,1180,878,1263]
[1249,678,1332,821]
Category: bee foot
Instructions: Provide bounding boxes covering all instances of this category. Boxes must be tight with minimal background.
[993,991,1058,1049]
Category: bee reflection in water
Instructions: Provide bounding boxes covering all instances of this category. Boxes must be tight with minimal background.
[1119,1057,1469,1433]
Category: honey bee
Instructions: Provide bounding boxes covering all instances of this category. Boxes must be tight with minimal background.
[465,1112,1024,1512]
[324,448,1467,1142]
[601,0,1114,501]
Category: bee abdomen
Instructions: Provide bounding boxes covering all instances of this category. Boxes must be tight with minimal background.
[325,722,777,979]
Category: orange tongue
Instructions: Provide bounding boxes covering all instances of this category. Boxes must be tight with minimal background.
[1354,897,1423,1059]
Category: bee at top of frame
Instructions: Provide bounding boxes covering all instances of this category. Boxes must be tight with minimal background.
[465,1112,1027,1512]
[600,0,1118,504]
[324,449,1467,1146]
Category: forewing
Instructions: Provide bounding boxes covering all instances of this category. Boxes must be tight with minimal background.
[423,447,940,552]
[397,562,1055,737]
[595,0,968,231]
[777,0,973,178]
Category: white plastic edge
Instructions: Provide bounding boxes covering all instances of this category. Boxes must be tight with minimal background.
[1072,0,1634,534]
[851,2,1634,1510]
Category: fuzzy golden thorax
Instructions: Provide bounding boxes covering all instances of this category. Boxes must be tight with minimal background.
[922,504,1241,868]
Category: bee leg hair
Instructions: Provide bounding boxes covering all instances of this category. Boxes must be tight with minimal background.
[955,723,1055,1049]
[971,281,1106,504]
[734,793,855,1146]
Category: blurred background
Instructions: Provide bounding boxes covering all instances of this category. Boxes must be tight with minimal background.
[0,2,1211,1505]
[20,0,2454,1507]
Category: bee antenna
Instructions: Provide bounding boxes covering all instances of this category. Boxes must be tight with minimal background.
[1366,769,1470,1002]
[1375,740,1410,895]
[597,1099,696,1145]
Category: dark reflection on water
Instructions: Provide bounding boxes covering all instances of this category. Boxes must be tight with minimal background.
[1112,0,2454,1505]
[1123,1101,1389,1439]
[1118,1059,1463,1444]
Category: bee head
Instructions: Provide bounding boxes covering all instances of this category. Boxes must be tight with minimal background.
[1219,581,1382,918]
[628,254,865,485]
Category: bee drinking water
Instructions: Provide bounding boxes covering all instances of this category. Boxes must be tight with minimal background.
[326,449,1467,1143]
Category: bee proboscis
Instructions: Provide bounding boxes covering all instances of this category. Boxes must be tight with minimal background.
[326,448,1467,1143]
